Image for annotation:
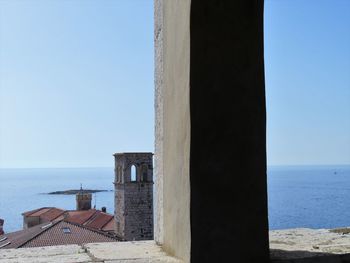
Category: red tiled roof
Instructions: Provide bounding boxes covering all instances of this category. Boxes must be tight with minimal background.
[22,208,45,216]
[65,209,97,225]
[101,218,115,232]
[22,207,66,221]
[84,211,113,230]
[29,208,51,217]
[22,221,117,248]
[0,222,52,249]
[53,214,65,222]
[40,208,66,221]
[22,207,115,234]
[0,221,117,249]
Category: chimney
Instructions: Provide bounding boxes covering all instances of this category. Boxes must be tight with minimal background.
[101,207,107,213]
[76,186,92,210]
[0,219,4,235]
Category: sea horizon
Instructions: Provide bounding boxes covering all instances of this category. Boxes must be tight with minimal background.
[1,163,349,170]
[1,165,350,233]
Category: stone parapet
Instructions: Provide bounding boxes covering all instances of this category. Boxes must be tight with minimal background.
[270,228,350,262]
[0,241,182,263]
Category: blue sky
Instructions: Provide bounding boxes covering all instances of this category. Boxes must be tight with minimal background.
[265,0,350,166]
[0,1,349,168]
[0,0,154,168]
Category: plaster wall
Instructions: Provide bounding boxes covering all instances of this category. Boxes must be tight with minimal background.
[154,0,163,246]
[155,1,269,262]
[154,0,191,262]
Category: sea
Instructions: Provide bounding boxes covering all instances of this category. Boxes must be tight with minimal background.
[0,167,115,233]
[1,165,350,233]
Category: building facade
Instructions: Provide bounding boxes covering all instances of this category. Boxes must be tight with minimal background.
[114,152,153,241]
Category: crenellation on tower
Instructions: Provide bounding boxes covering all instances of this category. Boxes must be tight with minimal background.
[113,152,153,241]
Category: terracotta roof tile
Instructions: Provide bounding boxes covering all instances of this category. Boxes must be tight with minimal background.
[40,208,66,221]
[22,208,46,217]
[53,215,65,222]
[0,221,118,249]
[101,218,115,232]
[85,212,113,230]
[22,221,117,248]
[29,208,51,217]
[21,207,115,235]
[0,222,51,249]
[22,207,66,219]
[65,209,98,225]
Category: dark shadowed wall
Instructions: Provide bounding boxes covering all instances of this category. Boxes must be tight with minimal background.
[190,1,269,262]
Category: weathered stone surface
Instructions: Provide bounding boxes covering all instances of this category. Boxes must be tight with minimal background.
[114,153,154,241]
[105,258,181,263]
[270,228,350,262]
[0,241,181,263]
[154,0,164,247]
[84,241,171,261]
[0,245,91,263]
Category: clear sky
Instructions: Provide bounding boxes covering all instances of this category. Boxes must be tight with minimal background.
[0,1,349,168]
[0,0,154,168]
[265,0,350,166]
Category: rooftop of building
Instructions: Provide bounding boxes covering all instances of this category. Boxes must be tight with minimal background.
[65,209,115,232]
[21,207,115,233]
[0,220,117,249]
[22,207,65,221]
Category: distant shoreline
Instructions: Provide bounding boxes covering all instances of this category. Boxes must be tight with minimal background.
[47,189,112,195]
[1,165,350,170]
[0,167,114,170]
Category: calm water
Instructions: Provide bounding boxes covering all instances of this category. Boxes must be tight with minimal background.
[0,167,114,233]
[1,165,350,233]
[268,165,350,230]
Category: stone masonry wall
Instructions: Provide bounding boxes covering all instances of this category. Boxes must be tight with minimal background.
[114,186,125,238]
[124,182,153,240]
[114,153,153,241]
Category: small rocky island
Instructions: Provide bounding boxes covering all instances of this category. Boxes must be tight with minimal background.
[47,189,110,195]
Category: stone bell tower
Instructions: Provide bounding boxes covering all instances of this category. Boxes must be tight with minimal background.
[114,152,153,241]
[76,185,92,211]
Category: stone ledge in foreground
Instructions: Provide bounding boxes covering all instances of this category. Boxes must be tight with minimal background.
[270,227,350,262]
[0,241,182,263]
